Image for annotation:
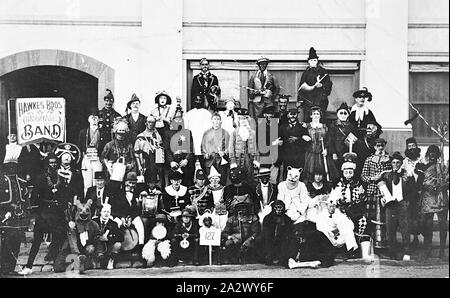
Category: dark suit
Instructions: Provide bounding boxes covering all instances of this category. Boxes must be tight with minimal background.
[78,127,99,154]
[93,217,124,244]
[97,107,122,154]
[108,181,140,220]
[125,113,147,142]
[278,122,310,169]
[84,186,112,218]
[191,72,219,110]
[254,183,278,213]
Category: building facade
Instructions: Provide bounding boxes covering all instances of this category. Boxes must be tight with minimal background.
[0,0,448,157]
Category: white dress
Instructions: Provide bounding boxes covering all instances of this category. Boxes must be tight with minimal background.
[184,108,212,155]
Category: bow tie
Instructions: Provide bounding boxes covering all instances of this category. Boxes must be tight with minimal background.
[261,185,269,188]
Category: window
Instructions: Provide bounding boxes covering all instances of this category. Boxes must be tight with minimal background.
[409,63,449,144]
[187,60,360,115]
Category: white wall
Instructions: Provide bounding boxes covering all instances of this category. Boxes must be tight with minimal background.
[183,0,366,61]
[0,0,142,21]
[408,0,449,61]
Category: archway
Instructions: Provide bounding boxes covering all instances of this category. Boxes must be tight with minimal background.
[0,49,114,157]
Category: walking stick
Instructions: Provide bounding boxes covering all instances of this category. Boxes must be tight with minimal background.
[320,138,330,181]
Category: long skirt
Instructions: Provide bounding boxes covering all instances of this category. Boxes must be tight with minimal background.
[303,151,339,183]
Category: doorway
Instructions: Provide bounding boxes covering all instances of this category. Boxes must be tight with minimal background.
[0,66,98,155]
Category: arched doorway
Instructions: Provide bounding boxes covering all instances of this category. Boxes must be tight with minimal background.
[0,49,114,157]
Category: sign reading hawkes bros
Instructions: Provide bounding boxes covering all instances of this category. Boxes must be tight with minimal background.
[15,97,66,145]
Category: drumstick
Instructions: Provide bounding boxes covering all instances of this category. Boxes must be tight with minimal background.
[317,73,328,83]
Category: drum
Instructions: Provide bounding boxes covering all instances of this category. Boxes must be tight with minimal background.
[121,228,139,251]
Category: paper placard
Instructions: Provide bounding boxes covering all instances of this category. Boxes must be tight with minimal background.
[16,97,66,145]
[199,226,221,246]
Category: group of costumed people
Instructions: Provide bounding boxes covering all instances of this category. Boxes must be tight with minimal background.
[0,47,448,277]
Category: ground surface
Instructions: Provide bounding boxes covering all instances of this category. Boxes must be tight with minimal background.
[7,232,449,278]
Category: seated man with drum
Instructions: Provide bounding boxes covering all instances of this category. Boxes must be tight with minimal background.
[109,172,146,253]
[171,208,200,266]
[136,167,165,242]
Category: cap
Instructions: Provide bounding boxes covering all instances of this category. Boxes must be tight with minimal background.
[256,57,270,64]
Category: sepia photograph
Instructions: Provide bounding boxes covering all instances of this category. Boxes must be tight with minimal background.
[0,0,448,283]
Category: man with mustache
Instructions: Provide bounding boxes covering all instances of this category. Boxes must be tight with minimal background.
[402,137,423,248]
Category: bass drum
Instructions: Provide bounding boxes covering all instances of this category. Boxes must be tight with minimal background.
[121,228,139,251]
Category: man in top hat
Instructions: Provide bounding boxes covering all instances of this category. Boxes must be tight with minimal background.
[349,87,381,141]
[191,58,220,111]
[277,108,311,177]
[328,102,357,171]
[219,97,239,137]
[254,167,278,215]
[134,115,164,186]
[78,112,102,195]
[297,47,333,123]
[171,208,200,265]
[378,152,416,260]
[188,169,214,216]
[109,171,146,248]
[162,171,190,224]
[125,94,147,143]
[97,89,122,154]
[360,138,392,246]
[415,145,448,259]
[201,112,230,186]
[248,57,279,119]
[401,137,423,247]
[84,171,111,218]
[92,203,124,269]
[229,108,260,185]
